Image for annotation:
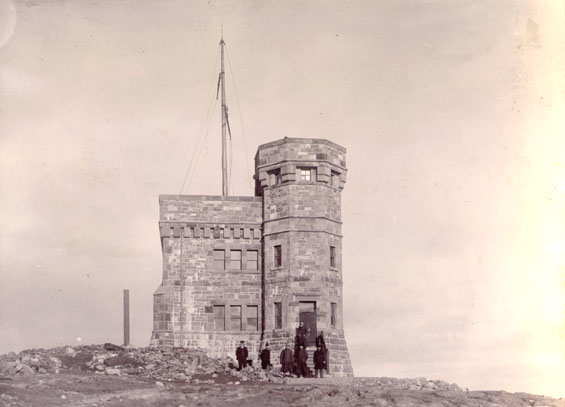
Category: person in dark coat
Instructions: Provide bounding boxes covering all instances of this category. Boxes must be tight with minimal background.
[313,344,326,378]
[296,344,308,378]
[294,322,308,363]
[235,341,248,371]
[259,343,272,370]
[315,331,329,373]
[315,331,326,349]
[296,321,308,347]
[279,342,293,376]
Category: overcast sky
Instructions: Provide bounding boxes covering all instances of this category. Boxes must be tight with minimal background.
[1,0,564,398]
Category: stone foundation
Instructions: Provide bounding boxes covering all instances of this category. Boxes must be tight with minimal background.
[262,330,353,377]
[151,331,262,361]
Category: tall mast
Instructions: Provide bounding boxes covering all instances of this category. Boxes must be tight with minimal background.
[219,32,228,196]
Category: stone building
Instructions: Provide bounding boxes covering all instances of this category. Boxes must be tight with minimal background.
[150,137,353,376]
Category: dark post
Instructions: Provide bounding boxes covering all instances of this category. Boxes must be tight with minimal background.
[123,289,130,346]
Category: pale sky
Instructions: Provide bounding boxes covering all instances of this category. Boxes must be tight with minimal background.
[1,0,564,398]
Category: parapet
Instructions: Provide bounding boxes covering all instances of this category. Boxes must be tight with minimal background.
[159,194,263,224]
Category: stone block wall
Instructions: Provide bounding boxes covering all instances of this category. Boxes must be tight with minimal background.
[263,183,342,222]
[151,138,353,376]
[151,195,264,361]
[256,138,353,377]
[264,330,353,377]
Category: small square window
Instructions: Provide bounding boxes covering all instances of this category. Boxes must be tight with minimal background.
[246,250,258,270]
[296,167,316,181]
[230,250,242,270]
[274,245,282,268]
[213,250,225,269]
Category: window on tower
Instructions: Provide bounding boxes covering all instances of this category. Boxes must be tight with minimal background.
[331,302,337,328]
[331,170,340,188]
[274,302,282,329]
[268,169,281,186]
[330,246,336,268]
[274,245,282,268]
[296,167,316,181]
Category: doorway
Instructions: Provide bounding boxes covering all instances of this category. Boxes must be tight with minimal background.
[299,301,317,346]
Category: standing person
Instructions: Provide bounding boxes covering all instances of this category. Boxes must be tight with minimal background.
[279,342,293,376]
[316,331,329,373]
[297,344,308,377]
[235,341,248,371]
[296,321,307,348]
[259,343,272,370]
[315,331,326,349]
[313,344,326,378]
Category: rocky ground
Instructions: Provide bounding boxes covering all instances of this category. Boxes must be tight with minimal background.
[1,344,563,407]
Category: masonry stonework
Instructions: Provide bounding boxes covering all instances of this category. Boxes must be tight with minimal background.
[151,138,353,376]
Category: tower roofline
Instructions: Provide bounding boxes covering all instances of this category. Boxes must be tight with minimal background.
[255,137,346,158]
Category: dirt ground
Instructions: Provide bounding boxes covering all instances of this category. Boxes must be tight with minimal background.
[1,371,564,407]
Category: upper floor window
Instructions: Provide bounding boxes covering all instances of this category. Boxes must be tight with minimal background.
[274,245,282,268]
[213,249,225,269]
[246,250,258,270]
[331,302,337,328]
[297,167,316,182]
[268,169,281,186]
[230,250,242,270]
[331,170,340,188]
[330,246,336,268]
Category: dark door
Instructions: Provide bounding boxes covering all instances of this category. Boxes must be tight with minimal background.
[299,312,317,346]
[299,301,317,346]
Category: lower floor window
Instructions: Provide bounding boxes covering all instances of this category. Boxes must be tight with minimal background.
[213,305,225,331]
[211,304,260,331]
[274,302,282,329]
[246,305,258,331]
[230,305,242,331]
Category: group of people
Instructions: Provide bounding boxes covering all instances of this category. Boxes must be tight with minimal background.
[235,324,329,378]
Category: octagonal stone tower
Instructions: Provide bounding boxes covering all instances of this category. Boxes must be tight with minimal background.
[255,138,353,377]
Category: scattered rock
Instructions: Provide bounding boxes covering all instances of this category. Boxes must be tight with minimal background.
[103,343,125,352]
[104,355,139,367]
[105,368,120,376]
[0,344,466,390]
